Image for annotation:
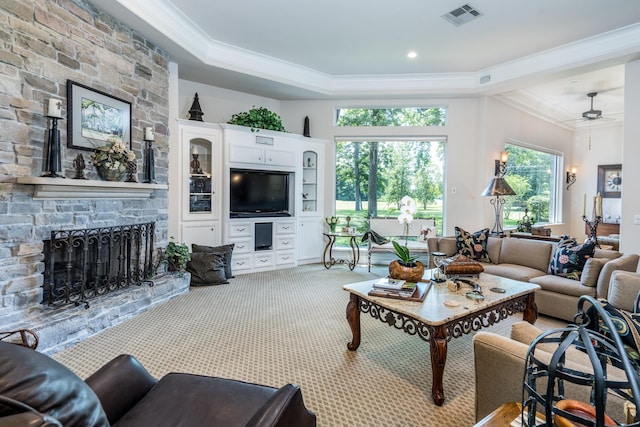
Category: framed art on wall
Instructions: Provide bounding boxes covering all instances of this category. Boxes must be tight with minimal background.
[67,80,132,151]
[597,164,622,198]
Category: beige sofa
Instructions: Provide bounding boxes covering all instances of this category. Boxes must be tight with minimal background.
[427,236,639,321]
[473,270,640,422]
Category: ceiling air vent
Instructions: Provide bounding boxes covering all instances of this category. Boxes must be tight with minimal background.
[441,3,483,26]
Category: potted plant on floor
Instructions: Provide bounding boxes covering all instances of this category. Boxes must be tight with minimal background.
[388,196,425,282]
[164,237,190,274]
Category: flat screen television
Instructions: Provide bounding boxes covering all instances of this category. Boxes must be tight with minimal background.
[229,169,291,217]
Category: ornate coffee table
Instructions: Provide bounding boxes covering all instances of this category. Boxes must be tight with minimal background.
[343,273,539,406]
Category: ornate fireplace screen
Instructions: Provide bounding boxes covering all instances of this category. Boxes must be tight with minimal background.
[42,222,155,307]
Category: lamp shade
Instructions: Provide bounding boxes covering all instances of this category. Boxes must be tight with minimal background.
[481,177,516,197]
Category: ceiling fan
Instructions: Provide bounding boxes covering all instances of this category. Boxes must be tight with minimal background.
[582,92,602,120]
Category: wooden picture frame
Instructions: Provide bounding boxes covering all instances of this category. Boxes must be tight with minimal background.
[597,164,622,198]
[66,80,132,151]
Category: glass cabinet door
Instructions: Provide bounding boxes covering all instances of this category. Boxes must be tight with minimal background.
[189,138,213,215]
[302,150,317,213]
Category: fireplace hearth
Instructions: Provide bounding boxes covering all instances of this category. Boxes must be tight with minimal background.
[42,222,156,308]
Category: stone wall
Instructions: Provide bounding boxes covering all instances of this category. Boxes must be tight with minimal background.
[0,0,181,354]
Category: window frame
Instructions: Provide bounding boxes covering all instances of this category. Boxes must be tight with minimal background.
[504,138,564,226]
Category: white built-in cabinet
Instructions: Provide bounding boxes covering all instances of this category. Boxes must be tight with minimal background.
[296,139,326,263]
[174,122,326,272]
[176,120,222,249]
[220,125,327,271]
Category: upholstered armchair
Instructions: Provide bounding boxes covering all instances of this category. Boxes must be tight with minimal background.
[0,330,316,427]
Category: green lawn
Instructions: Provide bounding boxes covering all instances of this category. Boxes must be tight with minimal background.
[334,200,443,234]
[333,200,529,236]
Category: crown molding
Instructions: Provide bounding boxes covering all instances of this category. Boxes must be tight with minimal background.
[109,1,640,98]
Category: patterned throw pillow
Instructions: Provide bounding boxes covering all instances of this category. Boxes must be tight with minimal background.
[548,238,595,280]
[454,227,491,262]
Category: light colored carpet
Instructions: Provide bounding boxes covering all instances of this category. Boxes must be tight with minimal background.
[53,263,564,426]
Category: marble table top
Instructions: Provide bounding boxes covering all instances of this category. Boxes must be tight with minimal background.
[343,272,540,327]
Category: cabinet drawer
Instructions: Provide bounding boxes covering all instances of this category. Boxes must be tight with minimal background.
[229,222,251,237]
[232,254,252,271]
[229,238,252,254]
[276,251,296,265]
[276,235,295,250]
[253,253,274,267]
[276,221,296,234]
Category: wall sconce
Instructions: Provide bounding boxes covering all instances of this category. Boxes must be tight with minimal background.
[494,151,508,177]
[566,165,577,190]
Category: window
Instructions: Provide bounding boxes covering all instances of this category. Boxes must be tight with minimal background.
[336,107,447,126]
[503,141,562,227]
[335,139,445,234]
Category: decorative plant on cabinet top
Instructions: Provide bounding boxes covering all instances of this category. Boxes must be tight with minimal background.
[227,106,286,132]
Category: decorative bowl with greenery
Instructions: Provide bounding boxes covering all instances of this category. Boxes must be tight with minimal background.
[164,237,190,274]
[91,141,135,174]
[227,106,286,132]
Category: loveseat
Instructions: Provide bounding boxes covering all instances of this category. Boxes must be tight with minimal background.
[473,271,640,422]
[427,235,639,321]
[0,332,316,427]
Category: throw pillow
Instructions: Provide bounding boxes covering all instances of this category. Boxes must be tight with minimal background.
[192,243,235,279]
[0,341,110,426]
[454,227,491,262]
[579,258,608,287]
[187,252,228,286]
[548,238,595,280]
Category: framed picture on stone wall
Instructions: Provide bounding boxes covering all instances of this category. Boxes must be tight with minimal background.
[66,80,132,151]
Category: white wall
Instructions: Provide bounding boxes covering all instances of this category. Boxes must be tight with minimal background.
[280,97,575,236]
[174,77,629,244]
[621,60,640,258]
[482,97,575,236]
[280,98,482,235]
[178,80,281,124]
[569,123,624,239]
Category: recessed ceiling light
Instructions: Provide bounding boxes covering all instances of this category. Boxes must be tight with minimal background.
[407,51,417,59]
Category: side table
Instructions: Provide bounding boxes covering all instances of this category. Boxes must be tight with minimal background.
[474,402,544,426]
[323,232,360,270]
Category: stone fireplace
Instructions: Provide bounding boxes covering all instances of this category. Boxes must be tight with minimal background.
[0,0,186,354]
[42,222,156,308]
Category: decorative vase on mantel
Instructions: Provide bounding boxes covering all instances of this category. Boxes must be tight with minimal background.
[389,260,425,283]
[97,165,126,182]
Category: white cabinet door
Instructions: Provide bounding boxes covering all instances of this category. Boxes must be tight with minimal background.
[229,145,263,164]
[298,139,326,217]
[265,149,295,167]
[297,218,324,262]
[181,222,220,249]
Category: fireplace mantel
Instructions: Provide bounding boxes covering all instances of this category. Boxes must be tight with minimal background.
[17,177,168,199]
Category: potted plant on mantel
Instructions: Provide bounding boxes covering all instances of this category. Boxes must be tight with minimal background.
[227,106,286,132]
[388,196,425,282]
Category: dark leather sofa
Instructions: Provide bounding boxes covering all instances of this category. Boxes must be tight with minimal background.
[0,335,316,427]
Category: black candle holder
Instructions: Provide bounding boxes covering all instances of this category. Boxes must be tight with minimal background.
[143,139,155,183]
[42,116,64,178]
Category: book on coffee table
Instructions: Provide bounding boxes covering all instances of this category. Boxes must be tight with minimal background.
[368,281,430,301]
[373,278,412,291]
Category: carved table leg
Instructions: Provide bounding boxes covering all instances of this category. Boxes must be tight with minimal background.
[523,292,538,325]
[322,234,334,269]
[346,293,361,351]
[348,236,357,270]
[430,325,448,406]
